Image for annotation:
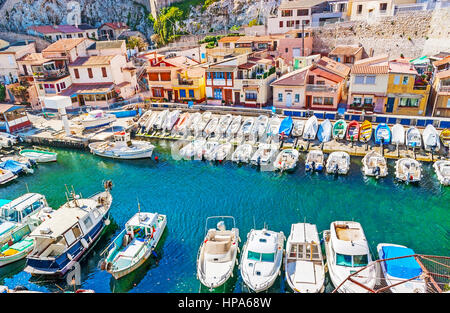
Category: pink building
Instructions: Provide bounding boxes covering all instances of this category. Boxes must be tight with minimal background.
[277,36,313,66]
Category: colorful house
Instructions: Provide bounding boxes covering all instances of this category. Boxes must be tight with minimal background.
[430,56,450,118]
[328,45,364,67]
[171,67,206,104]
[0,104,32,133]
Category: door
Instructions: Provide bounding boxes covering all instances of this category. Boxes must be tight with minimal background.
[23,65,28,76]
[234,92,240,105]
[386,97,395,113]
[286,93,292,107]
[224,89,232,104]
[306,95,312,108]
[78,95,85,106]
[168,90,173,102]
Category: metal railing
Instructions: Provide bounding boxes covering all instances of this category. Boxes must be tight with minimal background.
[306,84,337,92]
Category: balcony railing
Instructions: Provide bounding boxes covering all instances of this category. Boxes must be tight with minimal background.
[177,78,194,86]
[34,69,69,81]
[306,84,337,92]
[412,84,428,90]
[439,85,450,93]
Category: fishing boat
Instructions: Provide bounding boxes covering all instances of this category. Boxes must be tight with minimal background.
[362,150,388,178]
[173,112,190,135]
[406,127,422,149]
[0,168,17,185]
[19,149,57,163]
[266,116,281,141]
[231,144,253,163]
[187,112,202,136]
[359,120,373,143]
[197,216,239,289]
[0,159,33,175]
[346,121,360,142]
[317,119,332,143]
[332,119,347,140]
[240,228,285,293]
[24,181,113,277]
[179,139,206,159]
[284,223,325,293]
[303,115,318,140]
[273,149,299,172]
[305,150,324,172]
[326,151,350,175]
[291,119,305,137]
[374,123,391,145]
[423,124,440,151]
[201,141,220,161]
[376,243,426,293]
[81,110,117,129]
[433,160,450,186]
[278,116,293,139]
[391,124,405,146]
[153,110,169,131]
[102,208,167,280]
[253,115,269,141]
[203,116,219,138]
[216,114,233,138]
[89,131,155,159]
[440,128,450,148]
[163,110,180,132]
[238,117,255,140]
[395,158,422,183]
[226,115,242,139]
[250,143,278,167]
[323,221,376,293]
[0,224,34,267]
[214,143,233,162]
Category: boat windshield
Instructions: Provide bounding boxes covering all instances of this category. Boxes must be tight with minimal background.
[247,251,275,262]
[336,253,369,267]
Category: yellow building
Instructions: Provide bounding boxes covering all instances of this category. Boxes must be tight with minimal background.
[171,67,206,104]
[384,59,430,116]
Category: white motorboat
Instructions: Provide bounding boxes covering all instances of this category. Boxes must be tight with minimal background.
[238,117,255,141]
[137,110,152,128]
[423,124,440,152]
[144,111,159,133]
[323,221,377,293]
[163,110,180,132]
[81,110,117,129]
[197,216,239,289]
[392,124,405,146]
[216,114,233,138]
[291,120,305,137]
[326,151,350,175]
[0,168,16,185]
[102,208,167,280]
[179,139,206,159]
[226,115,242,139]
[250,143,278,167]
[240,228,285,293]
[19,149,57,163]
[173,112,190,135]
[377,243,427,293]
[200,141,220,161]
[195,112,212,137]
[89,131,155,159]
[406,127,422,149]
[253,115,269,141]
[285,223,325,293]
[266,116,281,141]
[188,112,202,135]
[395,158,422,183]
[305,150,324,172]
[0,132,19,147]
[204,116,219,138]
[231,144,253,163]
[303,115,318,140]
[273,149,299,172]
[433,160,450,186]
[214,143,233,161]
[362,150,388,178]
[152,110,169,131]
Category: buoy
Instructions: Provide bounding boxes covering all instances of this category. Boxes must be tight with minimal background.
[154,156,159,161]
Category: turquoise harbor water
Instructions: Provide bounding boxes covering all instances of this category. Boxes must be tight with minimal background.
[0,140,448,293]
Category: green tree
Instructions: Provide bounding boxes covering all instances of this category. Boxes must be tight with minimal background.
[0,84,6,102]
[248,19,258,27]
[11,85,29,104]
[126,36,147,51]
[150,7,184,46]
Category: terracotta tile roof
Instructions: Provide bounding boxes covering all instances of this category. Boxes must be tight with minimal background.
[43,38,86,52]
[17,52,50,65]
[87,40,125,50]
[310,67,344,83]
[279,0,327,9]
[218,36,241,43]
[316,56,350,77]
[351,64,389,74]
[329,45,363,56]
[69,55,115,67]
[436,69,450,80]
[60,83,114,96]
[354,54,389,66]
[271,67,309,86]
[433,56,450,67]
[100,22,129,30]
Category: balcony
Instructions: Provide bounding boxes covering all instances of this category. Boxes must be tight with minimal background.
[306,84,337,92]
[177,78,194,86]
[412,84,428,91]
[34,69,69,82]
[439,85,450,93]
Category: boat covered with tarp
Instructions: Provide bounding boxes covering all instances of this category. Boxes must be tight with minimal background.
[374,123,391,145]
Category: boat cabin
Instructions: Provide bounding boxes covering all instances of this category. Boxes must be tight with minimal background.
[0,193,50,225]
[287,223,322,265]
[247,230,279,263]
[125,212,159,239]
[113,131,132,146]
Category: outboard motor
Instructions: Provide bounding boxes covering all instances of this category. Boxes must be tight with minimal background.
[334,163,339,175]
[374,166,380,176]
[311,161,316,172]
[217,221,226,231]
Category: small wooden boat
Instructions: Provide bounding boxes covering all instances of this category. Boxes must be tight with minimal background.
[103,209,167,280]
[197,217,239,289]
[395,158,422,183]
[433,160,450,186]
[291,120,305,137]
[19,149,57,163]
[440,128,450,148]
[423,124,440,151]
[346,121,360,142]
[326,151,350,175]
[332,119,347,140]
[374,123,391,145]
[0,168,17,185]
[362,150,388,178]
[317,119,332,143]
[273,149,299,172]
[285,223,325,293]
[231,144,253,163]
[406,127,422,149]
[392,124,406,146]
[278,116,293,138]
[303,115,318,140]
[359,120,373,143]
[305,150,324,172]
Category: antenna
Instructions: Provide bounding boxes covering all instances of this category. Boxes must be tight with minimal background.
[253,216,256,230]
[25,182,30,193]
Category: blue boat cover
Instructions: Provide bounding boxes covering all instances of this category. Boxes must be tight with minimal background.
[382,246,422,279]
[0,160,23,175]
[278,116,293,136]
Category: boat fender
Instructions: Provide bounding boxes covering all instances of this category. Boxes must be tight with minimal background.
[151,250,158,258]
[80,238,89,249]
[100,260,107,271]
[106,262,112,272]
[7,240,13,247]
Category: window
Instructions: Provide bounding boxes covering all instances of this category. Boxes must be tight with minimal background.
[87,68,93,78]
[64,229,76,246]
[297,9,309,16]
[339,3,346,12]
[355,75,365,84]
[83,216,93,229]
[353,97,362,105]
[353,254,369,267]
[96,94,106,101]
[295,94,300,102]
[357,5,363,14]
[313,97,323,105]
[101,67,107,78]
[365,76,376,84]
[179,89,186,98]
[316,80,325,85]
[214,88,222,100]
[74,68,80,79]
[78,33,83,38]
[207,72,211,80]
[188,89,194,98]
[226,72,232,80]
[261,253,275,262]
[394,75,400,85]
[399,98,419,107]
[324,97,334,105]
[281,10,293,17]
[364,97,373,105]
[153,88,162,97]
[60,82,66,89]
[380,3,387,12]
[287,20,295,27]
[278,93,283,102]
[285,48,289,53]
[245,92,257,100]
[447,98,450,108]
[160,72,171,81]
[402,76,409,85]
[292,48,300,57]
[336,253,353,266]
[248,251,260,261]
[279,21,283,28]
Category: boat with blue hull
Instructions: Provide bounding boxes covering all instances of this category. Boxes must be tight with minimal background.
[374,123,392,145]
[24,181,113,277]
[278,116,293,138]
